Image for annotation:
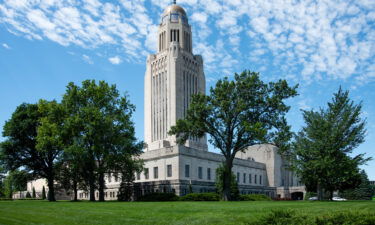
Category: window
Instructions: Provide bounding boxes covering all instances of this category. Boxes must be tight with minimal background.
[260,175,262,185]
[154,167,158,179]
[171,13,179,22]
[114,174,118,182]
[243,173,246,183]
[237,172,240,183]
[249,174,252,183]
[198,167,203,179]
[207,168,211,180]
[185,164,190,178]
[167,164,172,177]
[255,175,257,184]
[108,173,112,183]
[137,172,141,180]
[144,168,149,180]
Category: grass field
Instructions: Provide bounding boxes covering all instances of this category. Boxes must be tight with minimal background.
[0,200,374,225]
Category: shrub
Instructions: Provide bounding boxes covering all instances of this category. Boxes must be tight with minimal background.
[315,211,375,225]
[32,187,36,198]
[254,209,311,225]
[137,192,178,202]
[304,192,317,200]
[252,210,375,225]
[41,186,46,200]
[179,193,220,201]
[239,194,271,201]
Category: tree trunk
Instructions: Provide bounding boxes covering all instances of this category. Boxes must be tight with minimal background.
[47,175,56,202]
[88,171,96,201]
[98,172,105,202]
[329,190,333,201]
[73,180,78,201]
[317,182,323,201]
[222,160,233,201]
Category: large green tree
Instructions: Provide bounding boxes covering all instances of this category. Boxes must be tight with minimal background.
[292,88,370,200]
[3,170,30,198]
[62,80,143,201]
[169,71,297,200]
[1,103,63,201]
[35,100,66,201]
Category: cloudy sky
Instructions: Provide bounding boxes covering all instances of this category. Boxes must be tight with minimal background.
[0,0,374,179]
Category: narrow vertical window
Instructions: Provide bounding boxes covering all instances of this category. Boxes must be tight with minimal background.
[255,175,257,184]
[167,164,172,177]
[198,167,203,179]
[207,168,211,180]
[249,174,252,183]
[260,175,262,185]
[185,164,190,178]
[170,30,173,42]
[177,30,179,42]
[237,172,240,183]
[145,168,149,180]
[243,173,246,183]
[154,167,158,179]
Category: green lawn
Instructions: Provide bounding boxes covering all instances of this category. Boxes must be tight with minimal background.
[0,200,374,225]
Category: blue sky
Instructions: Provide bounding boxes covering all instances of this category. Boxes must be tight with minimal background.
[0,0,374,179]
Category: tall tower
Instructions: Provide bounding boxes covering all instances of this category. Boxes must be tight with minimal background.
[144,2,207,151]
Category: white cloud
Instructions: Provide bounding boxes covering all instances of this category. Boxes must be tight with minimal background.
[108,56,122,65]
[0,0,373,83]
[2,43,10,49]
[82,54,93,64]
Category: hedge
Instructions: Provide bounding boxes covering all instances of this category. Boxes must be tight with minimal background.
[137,193,179,202]
[239,194,271,201]
[179,193,220,201]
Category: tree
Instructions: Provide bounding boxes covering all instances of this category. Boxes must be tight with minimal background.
[32,187,36,198]
[292,88,370,200]
[62,80,143,201]
[215,164,239,200]
[170,71,297,200]
[42,186,46,200]
[0,156,5,197]
[35,100,66,201]
[1,102,64,201]
[3,170,29,198]
[341,170,374,200]
[117,158,143,201]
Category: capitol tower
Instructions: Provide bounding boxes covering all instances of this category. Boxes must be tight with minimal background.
[131,1,302,198]
[144,1,207,152]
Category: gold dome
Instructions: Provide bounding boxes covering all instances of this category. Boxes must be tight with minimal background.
[163,4,186,16]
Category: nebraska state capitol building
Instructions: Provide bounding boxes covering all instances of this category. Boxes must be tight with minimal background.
[25,2,305,200]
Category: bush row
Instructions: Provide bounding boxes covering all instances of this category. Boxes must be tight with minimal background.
[137,192,272,201]
[252,209,375,225]
[239,194,271,201]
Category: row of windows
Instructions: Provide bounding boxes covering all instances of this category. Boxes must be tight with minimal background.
[151,57,167,73]
[79,191,118,199]
[136,165,173,180]
[236,172,263,185]
[184,165,212,180]
[135,164,263,186]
